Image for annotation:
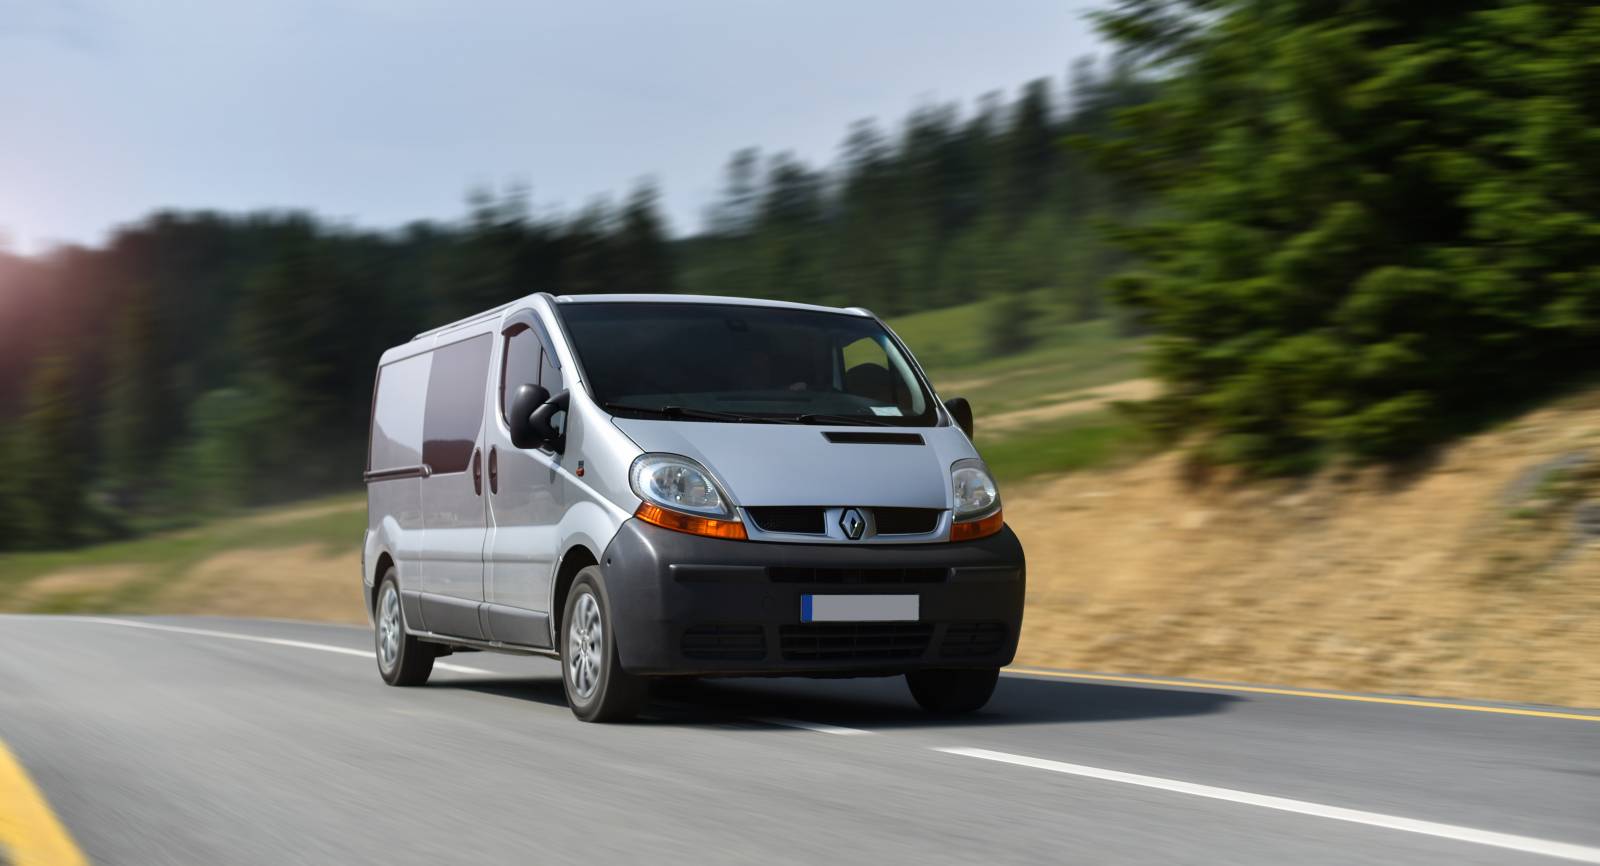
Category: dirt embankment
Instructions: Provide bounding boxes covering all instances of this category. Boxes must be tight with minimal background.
[1007,388,1600,708]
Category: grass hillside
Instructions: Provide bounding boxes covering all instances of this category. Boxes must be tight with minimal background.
[891,298,1152,481]
[0,496,368,623]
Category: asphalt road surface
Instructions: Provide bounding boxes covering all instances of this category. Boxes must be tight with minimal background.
[1,614,1597,865]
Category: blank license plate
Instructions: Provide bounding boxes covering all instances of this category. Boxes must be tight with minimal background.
[801,594,919,623]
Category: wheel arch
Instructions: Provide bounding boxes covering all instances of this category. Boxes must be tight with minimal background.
[363,549,397,625]
[550,543,600,643]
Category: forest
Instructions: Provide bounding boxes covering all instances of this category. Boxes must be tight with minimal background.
[0,51,1150,550]
[2,0,1597,550]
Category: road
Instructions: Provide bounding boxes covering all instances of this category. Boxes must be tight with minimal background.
[1,614,1597,865]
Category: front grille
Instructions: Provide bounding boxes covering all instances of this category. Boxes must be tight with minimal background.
[680,625,766,661]
[780,623,934,661]
[939,622,1009,659]
[872,507,942,534]
[768,566,948,585]
[747,506,825,534]
[747,506,944,537]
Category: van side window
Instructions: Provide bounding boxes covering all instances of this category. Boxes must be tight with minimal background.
[369,353,430,471]
[501,325,543,422]
[423,333,492,474]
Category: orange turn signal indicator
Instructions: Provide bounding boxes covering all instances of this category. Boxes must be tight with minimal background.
[950,509,1004,542]
[634,502,748,540]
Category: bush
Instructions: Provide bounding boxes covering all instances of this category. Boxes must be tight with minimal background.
[985,290,1038,357]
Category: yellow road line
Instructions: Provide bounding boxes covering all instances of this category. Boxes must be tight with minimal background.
[0,738,89,866]
[1003,667,1600,723]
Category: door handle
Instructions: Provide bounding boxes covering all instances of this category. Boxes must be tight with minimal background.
[472,448,483,496]
[488,446,499,495]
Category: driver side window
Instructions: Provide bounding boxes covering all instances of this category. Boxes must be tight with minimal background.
[501,323,567,442]
[500,325,544,423]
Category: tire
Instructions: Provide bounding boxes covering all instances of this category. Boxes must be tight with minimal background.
[375,569,433,686]
[906,667,999,714]
[561,568,646,722]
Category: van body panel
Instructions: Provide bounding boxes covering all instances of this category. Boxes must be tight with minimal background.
[416,465,488,633]
[365,350,430,615]
[483,298,636,628]
[610,419,963,508]
[413,330,496,640]
[558,401,645,514]
[483,303,565,619]
[482,604,550,647]
[360,512,418,614]
[482,431,564,616]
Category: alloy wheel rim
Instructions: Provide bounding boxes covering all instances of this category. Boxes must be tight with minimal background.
[378,586,401,670]
[567,592,603,700]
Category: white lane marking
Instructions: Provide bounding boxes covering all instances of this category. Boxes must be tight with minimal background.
[937,748,1600,864]
[434,663,493,674]
[66,617,494,675]
[755,717,872,736]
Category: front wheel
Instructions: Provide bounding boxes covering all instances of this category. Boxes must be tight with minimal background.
[561,568,646,722]
[906,667,999,714]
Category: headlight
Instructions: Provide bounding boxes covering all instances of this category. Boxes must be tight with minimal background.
[951,459,1000,520]
[629,453,733,518]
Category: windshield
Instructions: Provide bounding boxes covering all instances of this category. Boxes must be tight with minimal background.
[557,302,937,426]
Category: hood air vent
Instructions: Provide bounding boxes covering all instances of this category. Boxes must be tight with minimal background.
[822,431,924,445]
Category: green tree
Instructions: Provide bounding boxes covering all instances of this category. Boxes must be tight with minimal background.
[100,282,171,505]
[1091,0,1600,469]
[234,228,365,498]
[617,181,676,293]
[708,148,762,237]
[13,355,88,548]
[1003,79,1056,223]
[0,425,18,550]
[160,387,269,513]
[986,289,1038,357]
[754,154,826,303]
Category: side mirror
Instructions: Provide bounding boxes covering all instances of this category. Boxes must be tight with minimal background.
[945,396,974,439]
[528,389,570,452]
[509,384,550,449]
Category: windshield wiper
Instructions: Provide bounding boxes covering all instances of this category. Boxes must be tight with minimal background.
[603,402,782,424]
[789,413,895,427]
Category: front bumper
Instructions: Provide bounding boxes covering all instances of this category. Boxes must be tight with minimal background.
[599,519,1026,676]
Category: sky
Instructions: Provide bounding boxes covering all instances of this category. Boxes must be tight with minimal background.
[0,0,1102,253]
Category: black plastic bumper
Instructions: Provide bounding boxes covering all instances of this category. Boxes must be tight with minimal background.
[599,519,1026,676]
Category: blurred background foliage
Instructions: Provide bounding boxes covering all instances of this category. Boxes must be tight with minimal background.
[1091,0,1600,471]
[1,0,1597,551]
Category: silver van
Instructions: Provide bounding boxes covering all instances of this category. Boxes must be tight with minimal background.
[363,293,1025,721]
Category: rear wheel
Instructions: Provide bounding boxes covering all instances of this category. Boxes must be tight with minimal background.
[906,667,999,714]
[562,568,646,722]
[375,570,433,686]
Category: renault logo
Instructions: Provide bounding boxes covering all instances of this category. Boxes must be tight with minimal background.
[839,508,867,540]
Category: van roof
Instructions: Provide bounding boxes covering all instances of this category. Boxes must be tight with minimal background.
[553,293,872,318]
[411,293,873,343]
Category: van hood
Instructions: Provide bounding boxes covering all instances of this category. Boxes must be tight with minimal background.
[610,419,975,508]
